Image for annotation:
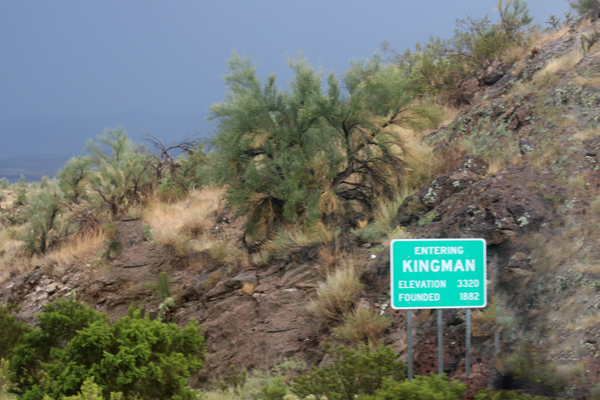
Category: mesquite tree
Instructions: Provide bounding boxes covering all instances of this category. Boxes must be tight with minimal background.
[210,53,441,239]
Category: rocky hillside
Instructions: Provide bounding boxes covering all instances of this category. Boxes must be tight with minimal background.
[5,9,600,400]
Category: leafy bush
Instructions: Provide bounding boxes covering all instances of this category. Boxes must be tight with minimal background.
[502,341,560,392]
[0,358,13,400]
[569,0,597,16]
[9,296,205,400]
[22,191,62,255]
[384,0,533,103]
[474,389,551,400]
[369,373,465,400]
[14,184,28,207]
[60,378,123,400]
[332,308,391,345]
[260,376,288,400]
[291,344,405,400]
[58,156,92,203]
[86,126,153,216]
[0,303,31,359]
[0,178,9,190]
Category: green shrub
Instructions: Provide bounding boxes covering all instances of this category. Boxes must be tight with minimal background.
[156,271,172,302]
[22,191,62,255]
[569,0,597,16]
[58,156,92,203]
[502,341,560,392]
[260,376,288,400]
[370,373,465,400]
[0,303,31,359]
[86,126,153,216]
[60,378,123,400]
[291,344,405,400]
[210,53,440,240]
[14,184,28,207]
[9,296,205,400]
[142,224,155,242]
[474,389,552,400]
[0,178,9,190]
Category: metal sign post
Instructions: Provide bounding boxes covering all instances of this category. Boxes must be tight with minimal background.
[466,308,471,377]
[438,309,443,375]
[407,309,413,381]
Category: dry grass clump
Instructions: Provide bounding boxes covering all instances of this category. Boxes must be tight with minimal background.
[42,230,105,277]
[471,297,498,337]
[265,222,340,259]
[143,186,224,245]
[208,241,250,268]
[332,307,391,345]
[543,51,583,75]
[502,43,533,66]
[394,126,441,192]
[589,195,600,214]
[308,261,363,325]
[574,127,600,142]
[354,195,411,248]
[316,241,343,271]
[536,25,571,49]
[575,75,600,87]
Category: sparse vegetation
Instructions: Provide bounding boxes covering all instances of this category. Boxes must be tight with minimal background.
[307,262,363,325]
[4,1,600,398]
[291,344,406,400]
[332,307,391,345]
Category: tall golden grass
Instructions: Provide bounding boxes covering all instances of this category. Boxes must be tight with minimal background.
[143,186,224,246]
[42,230,105,277]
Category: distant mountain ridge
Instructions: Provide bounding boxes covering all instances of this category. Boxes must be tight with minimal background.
[0,111,208,182]
[0,111,208,159]
[0,155,72,183]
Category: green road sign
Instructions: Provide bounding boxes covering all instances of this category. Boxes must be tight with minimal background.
[390,239,486,309]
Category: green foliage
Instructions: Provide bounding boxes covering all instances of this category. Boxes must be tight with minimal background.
[369,373,465,400]
[156,272,171,302]
[210,52,440,239]
[22,191,62,255]
[60,378,123,400]
[568,0,597,16]
[156,143,211,203]
[8,296,205,400]
[502,341,560,391]
[474,389,553,400]
[220,365,248,393]
[291,344,405,400]
[14,184,28,207]
[496,0,533,43]
[260,376,288,400]
[86,126,152,216]
[0,303,31,360]
[384,0,532,102]
[0,178,9,190]
[58,156,92,203]
[142,224,155,243]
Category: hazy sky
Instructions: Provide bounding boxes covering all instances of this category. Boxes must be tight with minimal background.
[1,0,571,140]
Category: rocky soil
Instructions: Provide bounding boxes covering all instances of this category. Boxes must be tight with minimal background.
[6,17,600,400]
